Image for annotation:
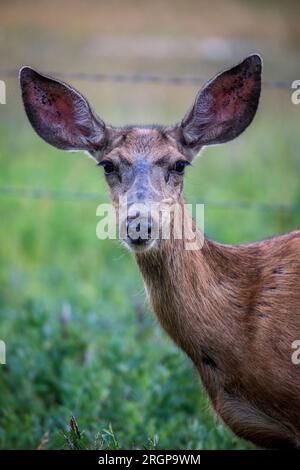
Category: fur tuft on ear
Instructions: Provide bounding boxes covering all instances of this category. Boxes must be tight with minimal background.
[19,67,108,155]
[169,54,262,157]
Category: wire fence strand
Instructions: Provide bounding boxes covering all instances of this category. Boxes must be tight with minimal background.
[0,186,299,213]
[0,68,293,89]
[0,67,296,211]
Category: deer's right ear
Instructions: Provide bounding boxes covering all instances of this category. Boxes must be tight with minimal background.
[19,67,108,158]
[169,54,262,158]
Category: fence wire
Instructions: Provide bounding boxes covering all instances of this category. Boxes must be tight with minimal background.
[0,186,299,213]
[0,68,293,89]
[0,67,296,212]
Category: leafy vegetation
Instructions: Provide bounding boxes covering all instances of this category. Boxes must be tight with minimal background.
[0,0,299,450]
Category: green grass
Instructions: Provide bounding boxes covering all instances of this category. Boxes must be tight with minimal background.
[0,103,299,449]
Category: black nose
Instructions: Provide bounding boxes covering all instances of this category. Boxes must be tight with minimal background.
[127,216,152,245]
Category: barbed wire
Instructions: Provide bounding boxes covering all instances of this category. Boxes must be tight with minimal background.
[0,68,293,89]
[0,68,296,211]
[0,186,299,213]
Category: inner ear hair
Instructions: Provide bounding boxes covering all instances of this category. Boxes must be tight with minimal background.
[19,66,108,153]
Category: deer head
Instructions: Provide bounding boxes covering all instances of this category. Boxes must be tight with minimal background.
[20,55,262,252]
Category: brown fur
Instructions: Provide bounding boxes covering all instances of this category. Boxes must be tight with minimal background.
[136,219,300,449]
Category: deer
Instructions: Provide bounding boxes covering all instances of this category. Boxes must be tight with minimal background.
[19,54,300,449]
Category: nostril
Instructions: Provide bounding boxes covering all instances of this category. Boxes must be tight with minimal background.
[126,218,141,237]
[126,215,153,245]
[126,218,135,233]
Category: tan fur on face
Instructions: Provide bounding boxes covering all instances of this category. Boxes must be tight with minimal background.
[104,127,186,164]
[102,127,188,209]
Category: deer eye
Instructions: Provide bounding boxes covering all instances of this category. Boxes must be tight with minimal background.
[98,160,115,175]
[174,160,189,174]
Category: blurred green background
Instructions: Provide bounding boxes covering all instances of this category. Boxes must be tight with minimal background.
[0,0,300,450]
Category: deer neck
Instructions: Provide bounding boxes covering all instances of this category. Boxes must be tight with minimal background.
[134,199,239,368]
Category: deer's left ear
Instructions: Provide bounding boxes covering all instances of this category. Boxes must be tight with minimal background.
[20,67,108,158]
[170,54,262,157]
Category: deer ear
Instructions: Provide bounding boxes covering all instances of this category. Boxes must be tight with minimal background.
[19,67,108,157]
[171,54,262,157]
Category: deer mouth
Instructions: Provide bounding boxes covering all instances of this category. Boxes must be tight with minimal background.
[123,229,157,252]
[123,232,158,253]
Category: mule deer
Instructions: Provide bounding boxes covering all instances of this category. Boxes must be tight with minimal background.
[20,55,300,449]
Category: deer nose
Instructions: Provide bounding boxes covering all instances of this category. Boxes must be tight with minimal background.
[126,213,153,245]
